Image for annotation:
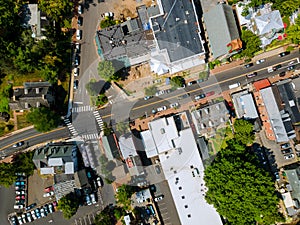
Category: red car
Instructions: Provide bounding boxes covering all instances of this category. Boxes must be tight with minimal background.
[16,195,25,200]
[44,186,54,193]
[205,91,215,97]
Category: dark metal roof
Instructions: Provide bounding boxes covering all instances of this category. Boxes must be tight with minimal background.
[151,0,204,62]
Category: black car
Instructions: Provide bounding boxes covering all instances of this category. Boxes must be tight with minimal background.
[244,63,253,68]
[77,16,83,26]
[278,52,289,57]
[26,203,37,211]
[282,148,292,155]
[281,143,290,149]
[74,55,80,66]
[273,64,282,71]
[74,80,79,89]
[13,141,24,148]
[279,71,286,77]
[247,72,257,78]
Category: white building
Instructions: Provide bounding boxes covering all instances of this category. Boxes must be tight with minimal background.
[141,113,223,225]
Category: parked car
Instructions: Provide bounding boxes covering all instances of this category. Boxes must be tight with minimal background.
[43,205,49,215]
[48,203,54,213]
[74,55,80,66]
[17,216,23,225]
[75,43,81,53]
[76,29,82,40]
[9,216,18,225]
[287,65,295,71]
[21,214,27,223]
[151,108,157,114]
[267,67,274,73]
[187,80,196,86]
[74,80,79,90]
[205,91,215,97]
[12,141,24,148]
[43,191,54,197]
[281,143,290,149]
[197,79,204,83]
[40,207,46,217]
[15,185,25,190]
[194,94,206,101]
[247,72,257,78]
[77,16,83,26]
[144,96,152,100]
[282,148,293,155]
[274,172,280,181]
[35,208,41,219]
[279,71,286,77]
[78,4,83,14]
[96,177,103,187]
[155,90,165,96]
[31,210,37,220]
[26,212,32,222]
[154,195,164,202]
[16,195,25,200]
[278,52,289,57]
[170,102,179,108]
[14,204,24,210]
[157,106,167,112]
[90,193,97,204]
[73,67,79,76]
[85,195,92,205]
[244,63,253,68]
[155,165,161,174]
[15,181,25,186]
[26,203,36,211]
[16,200,25,205]
[256,58,266,64]
[178,93,190,100]
[284,154,295,160]
[16,190,25,195]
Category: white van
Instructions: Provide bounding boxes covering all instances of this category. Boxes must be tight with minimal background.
[76,30,82,40]
[228,82,241,89]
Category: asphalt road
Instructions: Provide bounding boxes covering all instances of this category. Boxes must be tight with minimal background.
[97,50,300,123]
[0,127,70,154]
[0,186,15,225]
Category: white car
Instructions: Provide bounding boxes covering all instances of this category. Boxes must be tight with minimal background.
[31,210,37,220]
[43,191,54,197]
[14,205,24,209]
[73,67,79,76]
[26,212,32,222]
[256,59,265,64]
[16,190,25,195]
[157,106,167,112]
[284,154,295,160]
[17,216,23,225]
[96,177,102,187]
[76,30,82,40]
[154,195,164,202]
[90,193,97,204]
[78,4,83,14]
[267,67,274,73]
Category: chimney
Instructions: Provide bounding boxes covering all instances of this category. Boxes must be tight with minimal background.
[36,88,39,94]
[36,102,40,107]
[13,95,16,101]
[42,94,45,99]
[24,88,28,95]
[24,102,28,109]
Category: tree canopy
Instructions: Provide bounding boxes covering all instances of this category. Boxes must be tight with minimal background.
[170,76,185,89]
[115,184,135,210]
[38,0,73,22]
[144,85,157,96]
[240,30,261,58]
[26,107,61,132]
[98,61,116,81]
[233,119,254,145]
[204,119,282,225]
[287,17,300,45]
[57,193,79,219]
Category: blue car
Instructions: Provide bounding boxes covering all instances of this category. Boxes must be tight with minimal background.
[15,181,25,186]
[35,208,41,218]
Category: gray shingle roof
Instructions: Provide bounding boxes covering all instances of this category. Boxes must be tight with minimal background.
[203,4,240,58]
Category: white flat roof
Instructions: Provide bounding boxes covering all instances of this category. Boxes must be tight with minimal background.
[148,116,223,225]
[65,162,74,174]
[140,130,158,158]
[48,157,63,166]
[119,135,138,159]
[148,117,178,154]
[40,167,54,175]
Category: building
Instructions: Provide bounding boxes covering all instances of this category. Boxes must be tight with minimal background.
[21,4,48,40]
[276,79,300,125]
[231,90,259,119]
[203,4,242,59]
[141,113,223,225]
[33,143,78,175]
[149,0,206,74]
[191,101,229,137]
[119,134,144,177]
[9,82,54,111]
[96,18,154,66]
[260,86,296,142]
[100,134,121,161]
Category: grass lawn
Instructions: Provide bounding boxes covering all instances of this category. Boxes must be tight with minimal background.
[0,121,15,136]
[209,125,234,153]
[17,112,32,129]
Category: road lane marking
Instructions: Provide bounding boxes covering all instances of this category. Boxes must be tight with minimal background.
[0,127,67,152]
[98,57,299,118]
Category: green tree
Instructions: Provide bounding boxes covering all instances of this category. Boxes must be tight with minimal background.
[26,107,61,132]
[58,193,79,219]
[170,76,185,89]
[13,152,35,176]
[241,30,262,58]
[95,206,114,225]
[98,61,115,81]
[115,121,130,134]
[287,17,300,45]
[38,0,72,21]
[0,163,17,187]
[273,0,300,17]
[115,184,135,210]
[39,65,58,84]
[0,83,12,112]
[204,139,283,225]
[233,119,254,145]
[114,206,126,220]
[144,85,157,96]
[100,18,117,29]
[95,94,108,106]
